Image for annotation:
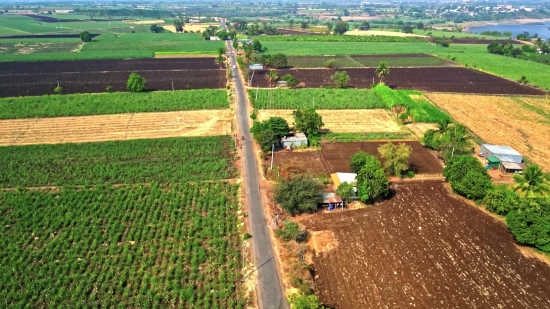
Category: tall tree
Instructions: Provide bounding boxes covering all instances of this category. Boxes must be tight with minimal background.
[512,164,550,197]
[333,21,349,35]
[173,19,184,32]
[300,21,309,30]
[350,152,372,173]
[356,156,388,203]
[293,108,324,136]
[377,143,412,177]
[325,21,334,34]
[336,182,355,205]
[288,19,295,28]
[274,175,323,215]
[265,70,280,87]
[375,62,390,84]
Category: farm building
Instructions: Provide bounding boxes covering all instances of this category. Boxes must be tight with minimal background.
[209,36,221,41]
[248,64,264,70]
[276,81,288,87]
[319,193,344,210]
[486,156,501,169]
[480,144,522,163]
[281,133,308,148]
[331,172,358,198]
[237,39,253,45]
[499,161,526,174]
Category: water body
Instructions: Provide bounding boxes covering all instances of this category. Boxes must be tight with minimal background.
[468,21,550,39]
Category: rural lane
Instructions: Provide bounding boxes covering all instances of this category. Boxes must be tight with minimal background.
[222,21,289,309]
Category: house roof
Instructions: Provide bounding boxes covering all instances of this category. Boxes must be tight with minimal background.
[321,193,343,204]
[482,144,522,157]
[248,64,264,70]
[500,161,525,170]
[487,156,500,163]
[282,133,307,142]
[330,172,357,187]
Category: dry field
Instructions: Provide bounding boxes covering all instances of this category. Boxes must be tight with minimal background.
[256,109,403,133]
[406,123,439,139]
[0,110,233,146]
[298,180,550,309]
[425,93,550,171]
[345,29,426,37]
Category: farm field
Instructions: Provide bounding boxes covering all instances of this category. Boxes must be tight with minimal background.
[250,88,383,109]
[298,180,550,309]
[262,41,441,55]
[249,68,544,95]
[0,58,226,97]
[256,109,403,133]
[0,90,228,119]
[345,29,426,37]
[0,110,233,146]
[287,54,456,68]
[0,182,243,308]
[0,14,130,34]
[0,136,236,187]
[425,93,550,171]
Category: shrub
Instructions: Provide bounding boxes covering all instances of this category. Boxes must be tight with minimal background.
[275,220,308,242]
[53,86,62,95]
[406,171,415,178]
[288,292,325,309]
[79,31,93,42]
[126,72,147,92]
[105,86,113,93]
[274,175,323,215]
[483,185,521,216]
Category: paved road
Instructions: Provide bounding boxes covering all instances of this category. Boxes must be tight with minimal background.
[222,21,288,309]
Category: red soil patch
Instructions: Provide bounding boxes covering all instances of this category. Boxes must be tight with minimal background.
[298,180,550,309]
[249,67,544,95]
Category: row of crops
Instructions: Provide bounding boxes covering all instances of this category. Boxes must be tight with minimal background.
[0,89,229,119]
[0,136,236,187]
[249,88,384,109]
[0,182,245,308]
[254,35,426,43]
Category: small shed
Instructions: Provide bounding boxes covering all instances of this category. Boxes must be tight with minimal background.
[331,172,357,187]
[319,193,344,210]
[209,36,221,41]
[486,156,500,169]
[276,81,288,87]
[248,64,264,70]
[499,161,526,174]
[281,133,308,148]
[237,39,253,45]
[480,144,522,163]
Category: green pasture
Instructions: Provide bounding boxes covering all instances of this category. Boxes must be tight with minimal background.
[0,14,130,34]
[0,90,229,119]
[263,41,441,55]
[287,55,452,68]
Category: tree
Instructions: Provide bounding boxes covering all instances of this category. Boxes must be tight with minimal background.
[377,143,412,177]
[258,128,278,152]
[288,19,295,28]
[443,155,488,184]
[402,25,414,34]
[293,108,324,136]
[300,21,309,30]
[216,54,224,67]
[266,70,280,87]
[350,152,372,173]
[443,155,492,200]
[150,24,164,33]
[264,116,290,138]
[512,164,550,198]
[342,9,350,16]
[336,182,355,205]
[325,21,334,33]
[375,62,390,84]
[252,40,263,52]
[173,19,184,32]
[507,197,550,252]
[333,21,349,35]
[267,54,288,68]
[356,156,388,203]
[274,175,323,215]
[483,185,521,216]
[288,292,326,309]
[330,71,350,88]
[126,72,146,92]
[217,47,225,57]
[358,21,371,30]
[79,31,93,42]
[416,22,424,30]
[282,74,299,88]
[232,40,239,52]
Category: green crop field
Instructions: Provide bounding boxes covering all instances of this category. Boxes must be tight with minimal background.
[256,35,426,43]
[287,55,453,68]
[0,15,130,34]
[0,182,243,308]
[0,39,81,56]
[0,136,235,187]
[249,88,384,109]
[263,41,441,55]
[0,90,229,119]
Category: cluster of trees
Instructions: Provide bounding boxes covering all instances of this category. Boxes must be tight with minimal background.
[149,24,165,33]
[173,19,184,33]
[487,42,524,58]
[254,54,288,68]
[444,155,550,253]
[201,26,236,40]
[250,116,290,152]
[232,20,280,35]
[422,119,473,161]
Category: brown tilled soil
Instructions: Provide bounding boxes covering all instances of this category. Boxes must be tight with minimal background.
[298,180,550,309]
[0,110,233,146]
[321,141,443,174]
[248,67,544,95]
[0,58,226,97]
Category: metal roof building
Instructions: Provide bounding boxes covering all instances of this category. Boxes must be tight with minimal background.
[281,133,308,148]
[330,172,357,188]
[480,144,522,163]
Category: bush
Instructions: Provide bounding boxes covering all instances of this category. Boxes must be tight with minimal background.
[53,86,62,95]
[105,86,113,93]
[506,197,550,252]
[126,72,147,92]
[483,185,521,216]
[79,31,93,42]
[274,175,323,215]
[275,220,308,242]
[406,171,415,178]
[288,292,325,309]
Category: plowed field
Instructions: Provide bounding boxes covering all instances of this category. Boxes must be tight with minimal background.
[425,93,550,171]
[249,68,543,95]
[0,58,226,97]
[298,181,550,309]
[256,109,402,133]
[0,110,233,146]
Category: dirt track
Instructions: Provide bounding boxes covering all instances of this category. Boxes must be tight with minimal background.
[298,181,550,309]
[0,110,233,146]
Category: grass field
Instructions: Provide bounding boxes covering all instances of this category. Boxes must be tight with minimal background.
[0,14,130,34]
[250,89,384,109]
[263,41,441,56]
[0,90,229,119]
[287,55,453,68]
[0,136,235,187]
[0,181,243,308]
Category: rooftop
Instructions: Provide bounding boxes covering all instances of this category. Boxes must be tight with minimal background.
[331,172,357,187]
[482,144,522,157]
[321,193,343,204]
[501,161,526,170]
[282,133,307,142]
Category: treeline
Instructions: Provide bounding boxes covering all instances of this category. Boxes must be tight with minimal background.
[255,35,426,43]
[75,8,174,18]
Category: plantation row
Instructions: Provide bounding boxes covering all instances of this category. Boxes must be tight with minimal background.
[249,88,384,109]
[0,182,244,308]
[254,35,426,43]
[249,87,449,123]
[0,136,235,187]
[0,90,229,119]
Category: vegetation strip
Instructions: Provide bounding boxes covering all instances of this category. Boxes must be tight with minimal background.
[255,35,426,42]
[0,182,244,308]
[0,90,229,119]
[0,136,236,187]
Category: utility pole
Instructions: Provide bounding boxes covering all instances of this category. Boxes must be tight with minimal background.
[270,143,274,169]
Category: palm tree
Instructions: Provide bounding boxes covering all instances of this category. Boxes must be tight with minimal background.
[512,164,550,197]
[375,62,390,84]
[535,38,544,49]
[437,118,451,134]
[265,71,279,87]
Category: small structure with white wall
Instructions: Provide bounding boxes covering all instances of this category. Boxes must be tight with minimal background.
[480,144,522,163]
[281,133,308,148]
[319,193,344,210]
